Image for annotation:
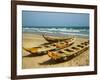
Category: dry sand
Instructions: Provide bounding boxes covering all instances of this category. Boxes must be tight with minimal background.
[22,33,89,69]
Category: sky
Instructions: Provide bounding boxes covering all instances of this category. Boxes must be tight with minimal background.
[22,11,89,27]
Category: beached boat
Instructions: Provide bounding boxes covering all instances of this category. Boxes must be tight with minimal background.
[23,38,75,55]
[48,40,89,62]
[42,34,72,43]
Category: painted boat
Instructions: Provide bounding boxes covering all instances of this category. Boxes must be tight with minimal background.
[23,38,75,55]
[48,40,89,62]
[42,34,73,43]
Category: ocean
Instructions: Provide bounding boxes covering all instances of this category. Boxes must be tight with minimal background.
[22,26,89,38]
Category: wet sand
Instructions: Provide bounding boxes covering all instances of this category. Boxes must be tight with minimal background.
[22,33,89,69]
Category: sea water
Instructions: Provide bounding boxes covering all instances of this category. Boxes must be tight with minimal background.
[22,26,89,38]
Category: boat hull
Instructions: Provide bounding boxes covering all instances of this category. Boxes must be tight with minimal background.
[23,38,75,55]
[48,40,89,62]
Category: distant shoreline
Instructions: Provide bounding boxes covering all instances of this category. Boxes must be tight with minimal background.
[23,26,89,29]
[22,26,89,39]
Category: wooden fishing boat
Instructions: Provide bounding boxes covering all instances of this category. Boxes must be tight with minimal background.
[23,38,75,55]
[42,34,72,43]
[48,40,89,62]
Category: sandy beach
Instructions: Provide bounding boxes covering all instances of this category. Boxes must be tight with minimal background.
[22,32,89,69]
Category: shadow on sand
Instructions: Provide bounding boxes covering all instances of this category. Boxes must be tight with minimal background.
[40,42,51,45]
[39,59,59,65]
[23,53,46,57]
[39,58,70,65]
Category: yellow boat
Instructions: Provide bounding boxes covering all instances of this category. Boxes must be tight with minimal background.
[48,40,89,62]
[42,34,73,43]
[23,38,75,55]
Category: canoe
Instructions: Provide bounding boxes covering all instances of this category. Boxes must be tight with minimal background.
[42,34,73,43]
[48,40,89,62]
[23,38,75,55]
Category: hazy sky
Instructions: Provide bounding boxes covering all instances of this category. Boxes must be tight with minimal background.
[22,11,89,27]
